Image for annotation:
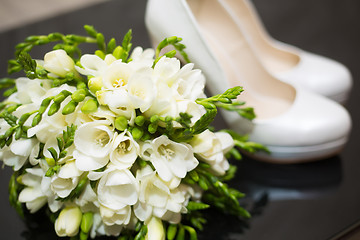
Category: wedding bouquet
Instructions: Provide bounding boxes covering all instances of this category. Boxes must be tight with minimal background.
[0,25,265,240]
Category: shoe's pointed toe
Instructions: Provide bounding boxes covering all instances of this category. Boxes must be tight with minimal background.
[275,50,353,104]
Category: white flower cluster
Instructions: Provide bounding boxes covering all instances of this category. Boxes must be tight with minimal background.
[0,48,234,238]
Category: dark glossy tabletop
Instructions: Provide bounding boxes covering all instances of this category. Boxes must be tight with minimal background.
[1,0,360,239]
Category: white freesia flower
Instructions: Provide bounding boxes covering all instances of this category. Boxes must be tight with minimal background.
[140,135,198,183]
[50,161,83,198]
[91,212,123,238]
[43,49,76,78]
[143,57,181,118]
[103,61,133,90]
[55,206,82,237]
[127,68,156,112]
[97,168,139,211]
[76,54,107,77]
[129,47,155,70]
[100,205,132,226]
[110,131,139,169]
[18,167,47,213]
[143,81,178,118]
[15,77,50,104]
[96,88,136,121]
[1,138,37,171]
[190,130,234,175]
[40,176,63,213]
[134,166,187,224]
[145,216,165,240]
[76,54,117,77]
[171,63,206,101]
[75,183,99,212]
[88,106,116,124]
[74,121,114,171]
[153,57,180,86]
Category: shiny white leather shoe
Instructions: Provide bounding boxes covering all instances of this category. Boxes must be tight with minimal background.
[145,0,352,163]
[219,0,353,104]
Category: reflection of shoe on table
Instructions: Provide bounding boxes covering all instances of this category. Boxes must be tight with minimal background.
[145,0,352,163]
[220,0,353,104]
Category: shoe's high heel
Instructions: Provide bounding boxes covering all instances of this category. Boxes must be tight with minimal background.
[145,0,352,163]
[219,0,352,104]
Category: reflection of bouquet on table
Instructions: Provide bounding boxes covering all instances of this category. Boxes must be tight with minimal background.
[0,25,265,239]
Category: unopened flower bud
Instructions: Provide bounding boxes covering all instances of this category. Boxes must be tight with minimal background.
[88,77,103,94]
[80,212,94,234]
[71,89,86,102]
[43,49,75,78]
[81,99,98,114]
[145,217,165,240]
[55,206,82,237]
[135,115,146,126]
[114,116,128,131]
[62,100,78,115]
[131,127,144,140]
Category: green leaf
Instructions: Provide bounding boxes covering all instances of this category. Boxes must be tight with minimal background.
[191,108,217,135]
[122,29,132,52]
[17,51,37,79]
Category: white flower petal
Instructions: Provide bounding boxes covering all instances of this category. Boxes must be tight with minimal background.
[74,150,109,171]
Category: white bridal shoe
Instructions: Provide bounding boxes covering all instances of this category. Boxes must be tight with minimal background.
[145,0,352,163]
[219,0,353,104]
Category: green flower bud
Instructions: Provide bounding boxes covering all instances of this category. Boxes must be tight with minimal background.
[148,123,158,134]
[4,127,15,139]
[79,231,88,240]
[48,102,60,116]
[77,82,87,89]
[135,115,146,127]
[14,126,22,140]
[71,89,86,103]
[6,104,20,113]
[114,116,128,131]
[54,93,67,104]
[80,212,94,234]
[81,99,98,114]
[112,46,124,59]
[46,157,56,166]
[132,127,144,140]
[107,38,117,53]
[150,115,159,123]
[141,132,151,141]
[167,224,177,240]
[32,113,43,126]
[16,175,23,185]
[18,112,31,125]
[95,50,105,59]
[62,101,78,115]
